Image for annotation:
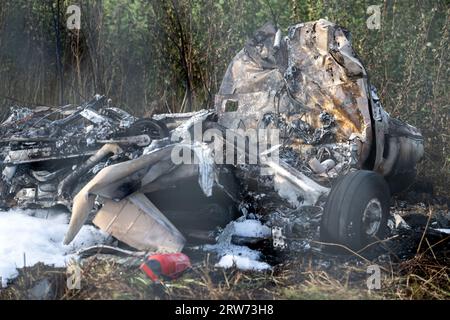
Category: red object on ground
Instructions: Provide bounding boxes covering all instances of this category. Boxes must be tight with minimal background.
[140,253,191,282]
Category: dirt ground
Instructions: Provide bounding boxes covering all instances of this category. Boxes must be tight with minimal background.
[1,186,449,300]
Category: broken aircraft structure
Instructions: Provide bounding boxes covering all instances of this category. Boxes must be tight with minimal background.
[0,19,424,257]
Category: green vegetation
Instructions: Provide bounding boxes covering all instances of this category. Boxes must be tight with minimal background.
[0,1,448,192]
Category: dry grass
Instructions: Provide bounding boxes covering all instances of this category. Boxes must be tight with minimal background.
[1,204,449,300]
[1,251,449,300]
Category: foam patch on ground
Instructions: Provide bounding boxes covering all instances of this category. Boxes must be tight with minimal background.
[233,219,271,238]
[215,254,271,271]
[0,209,108,287]
[204,217,271,271]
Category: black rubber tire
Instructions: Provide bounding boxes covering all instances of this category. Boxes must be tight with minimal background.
[320,170,390,252]
[126,118,169,139]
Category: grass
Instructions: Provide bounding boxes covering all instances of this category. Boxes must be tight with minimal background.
[2,249,448,300]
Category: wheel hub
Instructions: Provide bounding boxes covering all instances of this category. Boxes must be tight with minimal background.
[362,198,382,236]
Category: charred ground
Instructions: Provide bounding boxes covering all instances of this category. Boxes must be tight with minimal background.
[1,185,449,300]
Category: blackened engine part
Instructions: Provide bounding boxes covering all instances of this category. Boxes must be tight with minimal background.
[378,118,424,193]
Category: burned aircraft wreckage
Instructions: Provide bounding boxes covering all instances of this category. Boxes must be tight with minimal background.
[0,20,424,257]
